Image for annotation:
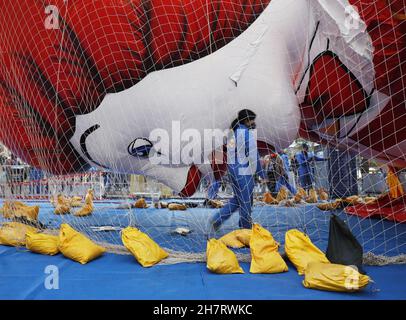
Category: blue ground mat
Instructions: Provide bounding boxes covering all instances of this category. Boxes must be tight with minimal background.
[0,246,405,300]
[0,200,405,299]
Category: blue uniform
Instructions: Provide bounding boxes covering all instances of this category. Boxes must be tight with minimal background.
[295,151,324,190]
[211,124,265,229]
[276,153,296,195]
[207,180,221,200]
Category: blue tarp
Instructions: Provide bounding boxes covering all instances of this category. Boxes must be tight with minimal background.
[0,201,405,299]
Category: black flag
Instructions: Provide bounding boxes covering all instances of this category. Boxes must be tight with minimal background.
[326,214,366,274]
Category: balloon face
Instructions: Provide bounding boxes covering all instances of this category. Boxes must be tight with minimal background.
[70,0,305,192]
[0,0,404,195]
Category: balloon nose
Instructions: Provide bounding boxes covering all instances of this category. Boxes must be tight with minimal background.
[179,165,201,197]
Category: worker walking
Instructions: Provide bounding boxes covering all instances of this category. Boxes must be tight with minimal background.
[210,109,265,231]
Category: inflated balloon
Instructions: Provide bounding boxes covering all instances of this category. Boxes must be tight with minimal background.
[0,0,404,195]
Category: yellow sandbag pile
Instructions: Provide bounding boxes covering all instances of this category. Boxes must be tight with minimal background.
[285,229,329,275]
[58,224,105,264]
[294,188,307,203]
[317,188,329,201]
[276,187,289,202]
[303,262,370,292]
[54,194,71,215]
[249,224,288,274]
[168,203,187,211]
[219,229,252,248]
[207,199,224,208]
[1,201,39,221]
[122,226,168,267]
[74,189,94,217]
[263,192,278,205]
[0,222,38,246]
[206,239,244,274]
[26,232,59,255]
[306,189,318,203]
[134,198,148,208]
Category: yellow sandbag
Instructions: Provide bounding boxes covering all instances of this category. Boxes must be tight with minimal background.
[121,226,168,267]
[303,262,370,292]
[70,196,83,207]
[276,187,289,202]
[263,192,278,204]
[26,232,59,255]
[58,224,105,264]
[219,229,252,248]
[236,230,252,247]
[285,229,329,275]
[344,195,360,205]
[206,239,244,274]
[1,201,39,221]
[249,224,288,274]
[74,189,94,217]
[297,187,307,198]
[294,193,303,203]
[0,222,38,246]
[318,188,329,201]
[207,199,224,208]
[364,196,377,205]
[306,189,318,203]
[134,198,148,208]
[54,194,70,215]
[74,203,93,217]
[168,203,187,211]
[294,188,307,203]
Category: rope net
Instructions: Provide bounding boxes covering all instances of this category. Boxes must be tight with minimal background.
[0,0,405,265]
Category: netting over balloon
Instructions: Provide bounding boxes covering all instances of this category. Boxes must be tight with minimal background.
[0,0,405,265]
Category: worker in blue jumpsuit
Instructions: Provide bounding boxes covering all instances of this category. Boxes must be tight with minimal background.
[210,109,265,231]
[207,180,221,200]
[276,151,296,195]
[295,143,325,191]
[202,179,221,206]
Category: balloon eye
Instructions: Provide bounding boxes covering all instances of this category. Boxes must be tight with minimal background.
[128,138,153,158]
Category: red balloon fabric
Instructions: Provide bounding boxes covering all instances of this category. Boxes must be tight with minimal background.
[0,0,404,178]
